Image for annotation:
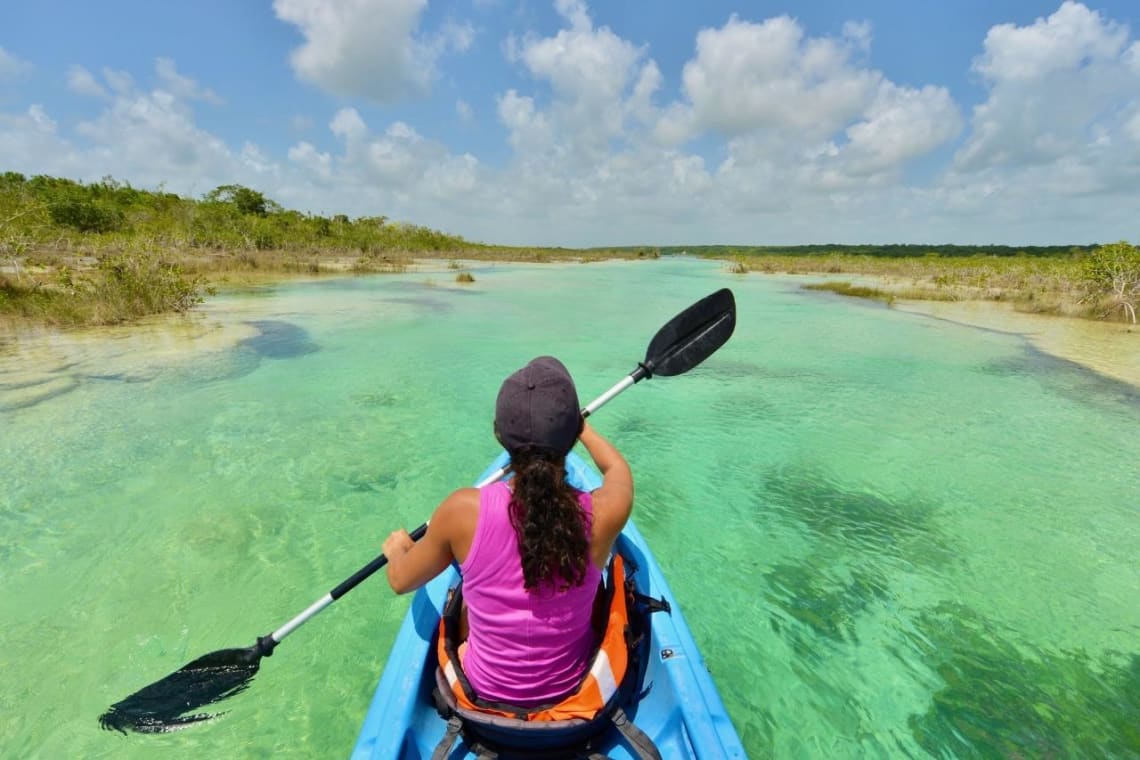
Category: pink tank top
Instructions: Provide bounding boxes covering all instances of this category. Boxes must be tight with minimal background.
[459,480,601,705]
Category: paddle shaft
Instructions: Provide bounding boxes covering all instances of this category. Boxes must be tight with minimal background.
[264,365,651,649]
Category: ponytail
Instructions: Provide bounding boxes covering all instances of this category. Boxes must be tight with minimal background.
[507,446,590,592]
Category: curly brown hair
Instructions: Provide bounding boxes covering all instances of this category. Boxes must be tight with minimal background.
[507,446,590,592]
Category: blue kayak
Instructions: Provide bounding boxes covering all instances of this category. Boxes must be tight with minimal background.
[351,451,747,759]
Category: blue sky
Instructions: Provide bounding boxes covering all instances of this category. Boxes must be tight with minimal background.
[2,0,1138,246]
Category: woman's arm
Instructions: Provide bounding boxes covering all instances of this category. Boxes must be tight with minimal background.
[384,487,478,594]
[579,421,633,566]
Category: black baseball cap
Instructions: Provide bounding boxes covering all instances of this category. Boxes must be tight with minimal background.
[494,356,582,455]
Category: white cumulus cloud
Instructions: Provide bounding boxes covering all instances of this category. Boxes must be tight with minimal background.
[0,106,80,178]
[974,0,1130,81]
[954,0,1140,193]
[155,58,224,105]
[330,107,368,141]
[102,68,135,95]
[290,108,489,217]
[667,15,881,141]
[0,46,32,81]
[502,0,660,170]
[273,0,472,102]
[653,12,962,211]
[1,59,280,199]
[840,82,962,178]
[67,66,108,98]
[287,141,333,179]
[74,89,235,182]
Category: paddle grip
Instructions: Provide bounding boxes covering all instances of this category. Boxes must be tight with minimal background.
[330,523,429,601]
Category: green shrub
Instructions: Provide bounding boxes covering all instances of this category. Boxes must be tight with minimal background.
[94,253,208,318]
[803,281,896,305]
[49,199,126,233]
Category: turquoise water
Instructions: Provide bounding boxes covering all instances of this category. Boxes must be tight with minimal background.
[1,258,1137,758]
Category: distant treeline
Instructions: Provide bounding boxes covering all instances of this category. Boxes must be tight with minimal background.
[4,172,1100,261]
[3,173,1135,328]
[653,244,1099,259]
[0,172,478,254]
[0,172,642,327]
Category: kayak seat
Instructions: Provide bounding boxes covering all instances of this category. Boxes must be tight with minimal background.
[431,553,663,760]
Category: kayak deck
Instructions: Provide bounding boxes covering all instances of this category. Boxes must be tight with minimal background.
[351,453,746,759]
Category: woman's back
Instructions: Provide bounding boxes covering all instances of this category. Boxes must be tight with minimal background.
[459,481,601,705]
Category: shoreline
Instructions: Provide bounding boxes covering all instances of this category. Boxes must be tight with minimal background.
[894,298,1139,389]
[780,271,1139,390]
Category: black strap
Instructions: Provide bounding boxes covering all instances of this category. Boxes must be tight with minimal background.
[632,591,671,614]
[611,707,663,760]
[431,716,464,760]
[432,685,452,719]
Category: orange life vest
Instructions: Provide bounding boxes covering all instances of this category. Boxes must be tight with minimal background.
[431,551,664,760]
[436,554,632,722]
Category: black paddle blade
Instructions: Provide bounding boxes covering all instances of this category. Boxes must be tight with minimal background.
[99,646,261,734]
[644,288,736,377]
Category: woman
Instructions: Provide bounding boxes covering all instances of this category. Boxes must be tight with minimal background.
[383,356,634,705]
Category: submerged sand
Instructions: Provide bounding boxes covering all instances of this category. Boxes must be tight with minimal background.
[894,300,1139,390]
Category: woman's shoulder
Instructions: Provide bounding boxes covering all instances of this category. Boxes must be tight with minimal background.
[434,487,481,532]
[441,486,481,511]
[434,487,482,562]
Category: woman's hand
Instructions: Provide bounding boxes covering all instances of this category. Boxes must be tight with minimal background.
[383,529,415,559]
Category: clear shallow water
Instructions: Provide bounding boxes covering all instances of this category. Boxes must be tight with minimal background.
[1,258,1137,758]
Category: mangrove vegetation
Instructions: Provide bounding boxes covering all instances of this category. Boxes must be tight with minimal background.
[0,173,643,328]
[2,172,1137,329]
[712,244,1139,324]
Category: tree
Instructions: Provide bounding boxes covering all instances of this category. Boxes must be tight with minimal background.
[204,184,281,216]
[1082,241,1140,323]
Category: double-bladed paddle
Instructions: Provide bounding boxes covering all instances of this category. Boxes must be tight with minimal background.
[99,287,736,734]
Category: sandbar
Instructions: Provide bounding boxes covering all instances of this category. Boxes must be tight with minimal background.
[896,299,1139,390]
